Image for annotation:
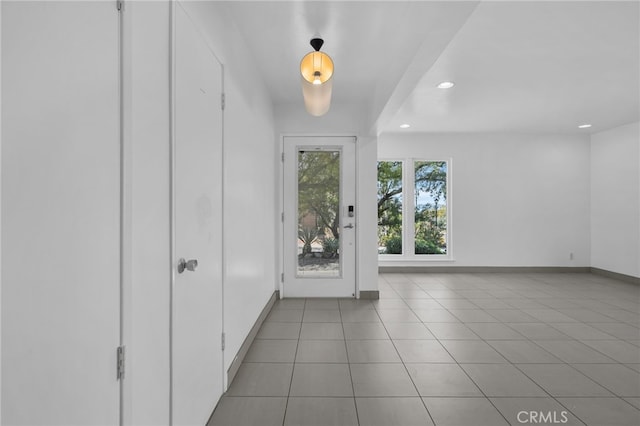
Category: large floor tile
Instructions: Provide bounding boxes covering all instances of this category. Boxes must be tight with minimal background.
[580,340,640,363]
[341,309,382,323]
[226,363,293,396]
[449,309,499,323]
[523,309,579,323]
[490,397,585,426]
[422,397,509,426]
[394,339,455,363]
[304,299,339,310]
[461,364,547,397]
[440,340,508,363]
[551,323,619,340]
[339,299,375,310]
[372,298,410,310]
[557,397,640,426]
[295,340,348,363]
[558,308,623,323]
[272,299,306,310]
[397,289,432,299]
[299,322,344,340]
[376,309,421,323]
[466,322,526,340]
[503,299,549,310]
[356,397,434,426]
[412,309,460,323]
[534,340,617,363]
[406,363,483,397]
[384,322,435,340]
[404,299,444,310]
[467,298,513,309]
[266,309,303,323]
[256,322,301,340]
[487,340,562,363]
[625,398,640,410]
[590,323,640,340]
[572,364,640,397]
[597,309,640,325]
[426,323,479,340]
[436,299,479,309]
[427,290,462,299]
[343,322,389,340]
[486,309,540,323]
[303,309,341,323]
[207,397,287,426]
[350,363,417,397]
[346,340,401,363]
[508,323,570,339]
[284,397,358,426]
[243,339,298,363]
[290,363,353,397]
[516,364,613,397]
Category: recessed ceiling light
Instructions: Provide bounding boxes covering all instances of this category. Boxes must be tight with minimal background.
[437,81,455,89]
[578,124,592,129]
[399,124,411,129]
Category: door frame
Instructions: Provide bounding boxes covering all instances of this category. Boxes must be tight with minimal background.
[279,134,360,299]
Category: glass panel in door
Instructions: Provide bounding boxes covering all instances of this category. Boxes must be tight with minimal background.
[297,150,341,278]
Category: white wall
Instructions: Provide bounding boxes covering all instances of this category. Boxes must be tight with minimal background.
[591,122,640,278]
[275,102,378,294]
[180,1,277,383]
[127,2,171,424]
[2,2,121,424]
[378,133,591,267]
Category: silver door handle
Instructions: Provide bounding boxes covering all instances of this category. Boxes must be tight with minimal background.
[177,258,198,274]
[343,223,354,229]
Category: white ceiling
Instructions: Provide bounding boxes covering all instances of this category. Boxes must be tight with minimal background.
[222,1,639,135]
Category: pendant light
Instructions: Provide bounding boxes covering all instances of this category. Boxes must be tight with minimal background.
[300,38,333,116]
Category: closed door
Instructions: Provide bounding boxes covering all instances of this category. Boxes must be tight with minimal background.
[172,3,224,425]
[2,1,121,424]
[283,136,357,298]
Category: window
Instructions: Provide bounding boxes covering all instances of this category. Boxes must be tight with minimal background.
[414,161,447,255]
[378,159,450,259]
[377,161,403,254]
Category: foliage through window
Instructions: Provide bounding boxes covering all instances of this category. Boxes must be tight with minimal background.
[377,161,403,254]
[414,161,447,255]
[378,160,449,257]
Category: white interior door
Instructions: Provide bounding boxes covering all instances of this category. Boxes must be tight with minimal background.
[1,1,120,424]
[172,4,224,425]
[283,136,357,298]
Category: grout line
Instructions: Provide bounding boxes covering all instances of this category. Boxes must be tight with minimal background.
[281,301,304,426]
[338,300,360,426]
[376,285,437,426]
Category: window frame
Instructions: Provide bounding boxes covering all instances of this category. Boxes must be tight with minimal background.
[378,157,453,262]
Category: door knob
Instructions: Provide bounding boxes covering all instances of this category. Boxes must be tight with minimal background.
[177,258,198,274]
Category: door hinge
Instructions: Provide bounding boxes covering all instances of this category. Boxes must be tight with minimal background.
[221,332,226,351]
[221,93,226,110]
[117,346,125,380]
[281,273,284,283]
[117,0,123,11]
[281,212,284,222]
[281,152,284,162]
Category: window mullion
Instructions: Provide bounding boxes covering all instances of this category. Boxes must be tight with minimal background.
[405,159,416,258]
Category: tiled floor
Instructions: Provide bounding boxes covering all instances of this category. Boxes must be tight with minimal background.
[208,273,640,426]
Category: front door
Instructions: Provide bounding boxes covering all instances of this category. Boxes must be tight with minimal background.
[283,136,357,298]
[172,3,224,425]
